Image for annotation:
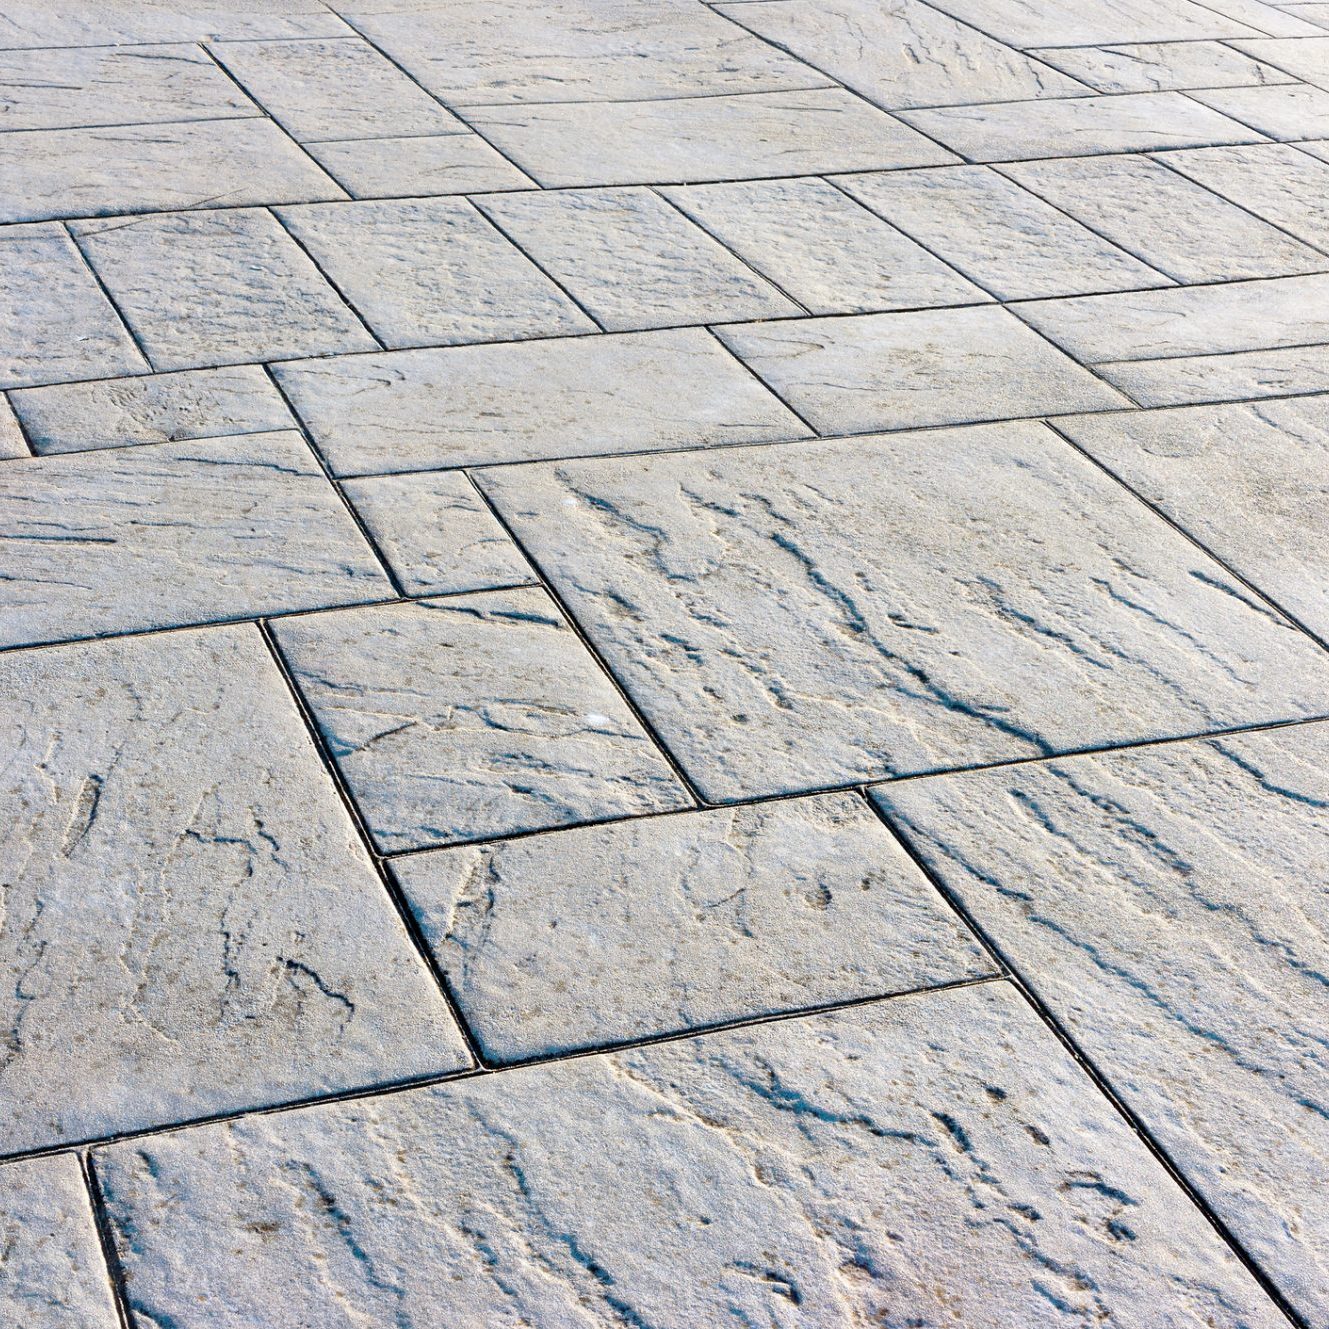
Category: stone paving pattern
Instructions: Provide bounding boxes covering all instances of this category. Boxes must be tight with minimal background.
[0,1,1327,1325]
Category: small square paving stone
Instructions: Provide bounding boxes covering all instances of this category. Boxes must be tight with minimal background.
[341,470,534,596]
[92,984,1283,1328]
[392,791,993,1061]
[1028,39,1295,91]
[0,431,389,649]
[307,134,533,199]
[478,422,1329,800]
[0,1157,118,1328]
[876,723,1329,1323]
[1190,81,1329,137]
[275,328,808,475]
[71,209,375,371]
[276,197,595,349]
[0,625,469,1154]
[474,187,801,330]
[10,366,293,455]
[716,306,1127,433]
[271,589,690,852]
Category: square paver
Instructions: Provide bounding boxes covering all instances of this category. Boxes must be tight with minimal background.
[307,134,533,198]
[270,589,691,852]
[0,624,469,1153]
[478,422,1329,800]
[1028,39,1295,91]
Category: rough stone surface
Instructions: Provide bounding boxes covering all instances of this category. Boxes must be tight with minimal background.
[1028,39,1296,91]
[0,0,347,46]
[307,133,533,198]
[0,396,27,459]
[1099,343,1329,404]
[920,0,1258,46]
[1190,81,1329,137]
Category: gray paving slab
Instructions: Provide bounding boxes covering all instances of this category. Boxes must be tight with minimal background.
[1231,33,1329,84]
[1190,80,1329,136]
[0,396,26,459]
[1297,134,1329,155]
[276,197,595,348]
[271,588,690,851]
[307,133,533,198]
[474,187,802,330]
[0,624,469,1154]
[0,1157,118,1328]
[0,431,389,649]
[274,328,808,475]
[1199,0,1329,33]
[93,984,1283,1328]
[72,208,377,371]
[876,723,1329,1323]
[1283,3,1329,28]
[1027,39,1296,90]
[920,0,1261,45]
[1100,343,1329,404]
[478,423,1329,800]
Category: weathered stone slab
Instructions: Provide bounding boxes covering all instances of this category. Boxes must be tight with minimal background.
[1190,81,1329,137]
[0,625,469,1153]
[0,397,26,459]
[11,366,293,455]
[716,307,1127,433]
[1100,343,1329,404]
[274,329,807,475]
[271,589,690,852]
[464,89,956,187]
[478,423,1329,800]
[920,0,1259,46]
[308,133,532,198]
[276,198,594,349]
[72,209,376,371]
[1028,39,1295,91]
[876,723,1329,1323]
[474,187,800,330]
[837,165,1167,300]
[94,984,1282,1327]
[1231,34,1329,85]
[0,431,389,649]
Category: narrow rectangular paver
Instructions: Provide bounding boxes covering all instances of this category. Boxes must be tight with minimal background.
[1232,33,1329,83]
[1099,342,1329,403]
[920,0,1260,45]
[1027,39,1296,90]
[306,133,533,198]
[1190,81,1329,137]
[0,1,348,46]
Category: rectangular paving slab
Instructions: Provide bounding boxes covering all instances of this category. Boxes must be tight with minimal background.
[876,722,1329,1323]
[307,133,533,198]
[478,423,1329,800]
[0,430,389,649]
[0,0,348,46]
[1100,343,1329,404]
[92,983,1283,1328]
[1028,39,1296,90]
[920,0,1260,45]
[1190,81,1329,137]
[0,624,470,1154]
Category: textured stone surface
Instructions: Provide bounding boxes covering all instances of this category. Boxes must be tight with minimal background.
[307,133,533,198]
[0,625,469,1153]
[0,1157,118,1328]
[716,307,1127,433]
[0,0,347,46]
[877,724,1329,1323]
[10,366,293,455]
[94,983,1283,1328]
[277,197,594,348]
[1234,33,1329,84]
[1191,81,1329,137]
[1028,39,1295,91]
[475,187,801,330]
[0,397,26,459]
[1099,343,1329,404]
[72,209,376,371]
[393,791,993,1060]
[275,328,807,475]
[921,0,1258,46]
[478,423,1329,800]
[0,431,388,649]
[271,589,689,852]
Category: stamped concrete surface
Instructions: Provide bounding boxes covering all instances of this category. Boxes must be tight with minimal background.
[2,1,1327,1324]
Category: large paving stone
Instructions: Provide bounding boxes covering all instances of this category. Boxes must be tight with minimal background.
[0,431,389,649]
[93,984,1283,1328]
[271,589,690,852]
[0,0,347,46]
[478,423,1329,800]
[393,791,993,1061]
[307,133,532,199]
[876,722,1329,1323]
[72,209,376,371]
[275,329,807,475]
[0,1157,118,1328]
[0,625,469,1153]
[1029,39,1295,91]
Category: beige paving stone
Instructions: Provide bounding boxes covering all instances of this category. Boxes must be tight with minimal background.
[920,0,1261,45]
[1028,39,1296,90]
[271,589,690,852]
[1100,343,1329,403]
[307,133,533,198]
[0,625,470,1154]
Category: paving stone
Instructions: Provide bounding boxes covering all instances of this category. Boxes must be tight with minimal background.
[1057,398,1329,634]
[713,0,1082,109]
[661,177,987,315]
[10,366,293,455]
[478,422,1329,800]
[0,431,389,649]
[276,197,595,349]
[72,209,376,371]
[0,625,470,1153]
[876,724,1329,1323]
[0,0,348,46]
[463,89,956,187]
[1199,0,1329,33]
[1003,153,1328,282]
[307,133,533,198]
[1101,343,1329,404]
[1231,33,1329,84]
[716,307,1127,433]
[837,165,1168,299]
[393,792,993,1060]
[1027,39,1296,90]
[0,397,26,459]
[210,37,464,142]
[274,328,807,475]
[271,589,690,852]
[1297,135,1329,156]
[474,188,801,331]
[0,1157,118,1328]
[1190,81,1329,137]
[1283,3,1329,29]
[921,0,1260,45]
[0,225,146,390]
[94,983,1283,1329]
[341,470,534,595]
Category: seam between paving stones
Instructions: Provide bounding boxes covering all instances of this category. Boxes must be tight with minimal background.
[58,220,156,373]
[78,1153,134,1329]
